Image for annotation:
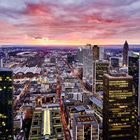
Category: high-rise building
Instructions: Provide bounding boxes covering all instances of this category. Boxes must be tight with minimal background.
[128,51,139,139]
[138,116,140,140]
[123,41,129,66]
[73,113,99,140]
[77,47,83,63]
[95,60,109,93]
[67,53,75,64]
[83,44,104,93]
[110,57,120,68]
[128,52,139,112]
[0,58,3,67]
[0,68,13,140]
[103,72,137,140]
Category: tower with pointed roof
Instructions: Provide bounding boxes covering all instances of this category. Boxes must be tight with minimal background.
[123,40,129,66]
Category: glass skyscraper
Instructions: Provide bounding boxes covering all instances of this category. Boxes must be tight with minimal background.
[103,73,137,140]
[0,68,13,139]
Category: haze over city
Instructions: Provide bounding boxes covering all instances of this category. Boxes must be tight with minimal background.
[0,0,140,45]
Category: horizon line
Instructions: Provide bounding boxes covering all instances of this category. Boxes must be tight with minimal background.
[1,44,140,47]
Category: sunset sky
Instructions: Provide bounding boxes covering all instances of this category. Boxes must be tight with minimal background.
[0,0,140,45]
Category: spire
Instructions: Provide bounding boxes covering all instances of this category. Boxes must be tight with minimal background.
[123,40,129,66]
[124,40,129,49]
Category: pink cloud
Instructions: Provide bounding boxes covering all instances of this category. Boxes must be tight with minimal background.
[0,0,140,45]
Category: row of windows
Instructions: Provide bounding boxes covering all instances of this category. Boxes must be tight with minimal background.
[109,94,133,99]
[0,76,12,81]
[109,118,130,123]
[109,134,131,138]
[109,90,131,93]
[0,114,7,119]
[0,86,12,91]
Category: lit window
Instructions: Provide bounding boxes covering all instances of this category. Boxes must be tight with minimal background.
[2,122,6,126]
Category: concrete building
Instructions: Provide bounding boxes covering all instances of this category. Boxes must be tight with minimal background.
[95,60,109,93]
[73,113,99,140]
[42,104,64,140]
[29,108,43,140]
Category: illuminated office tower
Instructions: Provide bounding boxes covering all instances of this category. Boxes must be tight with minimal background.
[128,51,140,112]
[95,60,109,93]
[103,72,137,140]
[128,51,139,139]
[83,44,104,93]
[73,113,99,140]
[0,68,13,140]
[123,41,129,66]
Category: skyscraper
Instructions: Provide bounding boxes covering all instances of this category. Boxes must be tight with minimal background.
[123,41,129,66]
[0,68,13,139]
[77,47,83,63]
[103,72,137,140]
[82,44,104,93]
[128,52,139,113]
[0,58,3,67]
[95,60,109,93]
[128,51,140,139]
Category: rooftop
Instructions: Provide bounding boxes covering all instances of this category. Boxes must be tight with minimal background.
[89,97,103,109]
[74,113,97,125]
[104,72,133,79]
[0,67,12,72]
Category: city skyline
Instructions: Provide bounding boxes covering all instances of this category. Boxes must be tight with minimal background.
[0,42,140,139]
[0,0,140,45]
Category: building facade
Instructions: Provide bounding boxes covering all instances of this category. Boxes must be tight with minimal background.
[0,68,13,140]
[103,73,137,140]
[128,51,140,139]
[82,44,104,94]
[95,60,109,93]
[73,113,99,140]
[42,104,64,140]
[29,108,42,140]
